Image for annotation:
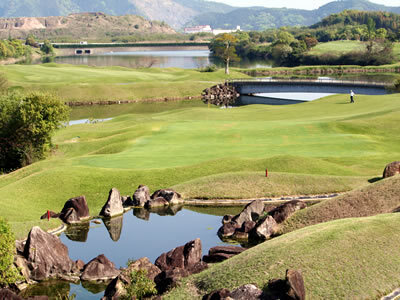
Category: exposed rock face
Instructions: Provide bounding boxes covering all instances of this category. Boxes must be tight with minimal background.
[154,238,207,293]
[39,211,60,220]
[383,161,400,178]
[59,196,90,224]
[267,269,306,300]
[151,189,183,205]
[250,215,278,240]
[103,257,161,299]
[230,284,263,300]
[203,246,246,263]
[100,188,123,217]
[132,185,151,207]
[81,254,120,282]
[218,222,239,238]
[268,200,306,224]
[23,227,78,281]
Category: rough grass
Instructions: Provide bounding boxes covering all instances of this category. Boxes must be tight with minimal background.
[280,175,400,235]
[0,93,399,236]
[173,172,369,199]
[0,64,247,102]
[165,213,400,299]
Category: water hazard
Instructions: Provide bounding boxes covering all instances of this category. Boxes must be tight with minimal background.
[21,206,244,299]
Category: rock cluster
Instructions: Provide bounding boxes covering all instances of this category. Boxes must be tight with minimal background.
[202,83,240,106]
[383,161,400,178]
[203,246,246,263]
[218,200,306,241]
[59,196,90,224]
[203,269,305,300]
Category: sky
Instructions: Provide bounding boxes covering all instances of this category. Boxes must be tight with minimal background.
[209,0,400,10]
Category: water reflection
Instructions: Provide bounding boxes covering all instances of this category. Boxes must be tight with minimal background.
[103,216,123,242]
[64,222,90,242]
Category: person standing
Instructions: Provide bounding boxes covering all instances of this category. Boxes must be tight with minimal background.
[350,90,355,103]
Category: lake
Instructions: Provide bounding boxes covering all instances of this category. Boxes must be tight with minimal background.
[35,49,273,69]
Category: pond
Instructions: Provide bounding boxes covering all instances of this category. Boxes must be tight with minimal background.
[21,206,244,299]
[33,49,273,69]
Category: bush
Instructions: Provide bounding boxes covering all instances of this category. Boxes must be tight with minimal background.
[0,92,69,172]
[198,64,218,72]
[123,269,157,300]
[0,218,22,287]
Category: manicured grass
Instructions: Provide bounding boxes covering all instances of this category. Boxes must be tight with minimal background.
[280,175,400,234]
[0,93,399,236]
[0,64,247,102]
[310,41,400,60]
[173,171,369,199]
[165,212,400,299]
[309,40,365,56]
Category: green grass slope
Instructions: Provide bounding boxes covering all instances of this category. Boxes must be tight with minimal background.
[0,92,399,238]
[0,64,246,103]
[165,213,400,299]
[280,175,400,234]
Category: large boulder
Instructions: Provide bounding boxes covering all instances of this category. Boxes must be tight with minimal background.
[383,161,400,178]
[100,188,124,218]
[267,269,305,300]
[81,254,120,282]
[59,196,90,224]
[250,215,278,240]
[232,200,264,227]
[155,238,203,272]
[23,227,78,281]
[132,185,151,207]
[103,257,161,299]
[151,189,183,205]
[154,267,190,294]
[268,200,307,224]
[218,222,239,238]
[202,289,232,300]
[230,284,263,300]
[145,197,169,209]
[203,246,246,263]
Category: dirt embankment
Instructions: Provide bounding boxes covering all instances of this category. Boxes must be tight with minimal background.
[0,13,176,39]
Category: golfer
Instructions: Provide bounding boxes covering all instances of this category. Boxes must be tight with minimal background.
[350,90,355,103]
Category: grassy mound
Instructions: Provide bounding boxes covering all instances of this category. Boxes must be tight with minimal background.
[172,171,369,199]
[280,175,400,234]
[165,213,400,299]
[0,92,399,237]
[0,64,246,103]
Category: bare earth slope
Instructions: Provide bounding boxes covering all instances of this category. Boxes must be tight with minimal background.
[0,12,176,39]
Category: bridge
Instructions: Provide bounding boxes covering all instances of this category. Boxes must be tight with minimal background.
[228,78,392,97]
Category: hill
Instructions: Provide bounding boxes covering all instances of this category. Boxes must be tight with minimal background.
[0,13,176,40]
[0,0,234,29]
[188,0,400,31]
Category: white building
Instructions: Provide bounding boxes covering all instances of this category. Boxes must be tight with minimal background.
[184,25,212,34]
[212,26,241,35]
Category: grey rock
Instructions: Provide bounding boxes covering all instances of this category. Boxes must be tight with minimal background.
[100,188,123,218]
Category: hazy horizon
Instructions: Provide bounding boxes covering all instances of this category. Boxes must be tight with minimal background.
[209,0,400,10]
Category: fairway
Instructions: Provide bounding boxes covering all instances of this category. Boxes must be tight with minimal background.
[0,64,247,102]
[0,92,399,238]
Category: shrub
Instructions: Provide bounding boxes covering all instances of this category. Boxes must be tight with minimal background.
[123,269,157,300]
[0,218,22,287]
[0,92,70,172]
[198,64,218,72]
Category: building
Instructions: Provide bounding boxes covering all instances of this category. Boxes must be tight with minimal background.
[212,26,241,35]
[184,25,212,34]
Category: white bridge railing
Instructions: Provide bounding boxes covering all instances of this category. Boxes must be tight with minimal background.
[226,78,392,87]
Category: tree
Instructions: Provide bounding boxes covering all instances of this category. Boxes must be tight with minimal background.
[210,33,240,75]
[40,40,54,55]
[0,92,69,172]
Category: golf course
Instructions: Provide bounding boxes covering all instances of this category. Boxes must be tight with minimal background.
[0,62,400,299]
